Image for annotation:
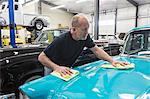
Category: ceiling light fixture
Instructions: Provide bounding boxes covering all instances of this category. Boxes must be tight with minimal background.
[50,5,65,10]
[76,0,87,4]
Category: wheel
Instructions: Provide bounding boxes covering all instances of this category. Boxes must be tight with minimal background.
[34,20,44,31]
[0,17,6,25]
[19,75,42,99]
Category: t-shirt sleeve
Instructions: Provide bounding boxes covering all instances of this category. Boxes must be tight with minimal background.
[85,35,95,48]
[43,38,62,59]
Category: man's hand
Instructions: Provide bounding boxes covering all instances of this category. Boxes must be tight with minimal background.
[111,61,129,67]
[54,66,73,77]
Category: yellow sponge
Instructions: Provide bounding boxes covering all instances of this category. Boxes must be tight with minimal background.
[101,63,135,69]
[51,69,79,81]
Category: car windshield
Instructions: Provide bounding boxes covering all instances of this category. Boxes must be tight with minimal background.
[123,29,150,57]
[37,30,54,44]
[36,29,68,45]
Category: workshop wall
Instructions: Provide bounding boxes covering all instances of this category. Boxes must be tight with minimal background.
[99,12,115,35]
[41,2,74,29]
[138,4,150,26]
[117,7,136,33]
[23,2,38,14]
[21,1,150,33]
[90,4,150,35]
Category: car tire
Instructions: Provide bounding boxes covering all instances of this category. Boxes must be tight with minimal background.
[34,20,44,31]
[19,75,42,99]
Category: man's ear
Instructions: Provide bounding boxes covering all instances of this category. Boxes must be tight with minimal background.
[72,27,76,31]
[72,27,75,31]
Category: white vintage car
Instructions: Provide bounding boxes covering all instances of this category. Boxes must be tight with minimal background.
[0,1,50,30]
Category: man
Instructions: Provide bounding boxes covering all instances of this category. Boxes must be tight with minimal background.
[38,14,127,76]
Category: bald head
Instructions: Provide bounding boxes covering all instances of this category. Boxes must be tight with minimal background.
[71,14,89,28]
[70,14,90,40]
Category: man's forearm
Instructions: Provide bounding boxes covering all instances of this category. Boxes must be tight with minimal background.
[91,46,114,63]
[38,52,59,70]
[96,48,113,63]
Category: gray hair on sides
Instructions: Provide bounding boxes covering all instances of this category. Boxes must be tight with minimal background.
[71,13,89,28]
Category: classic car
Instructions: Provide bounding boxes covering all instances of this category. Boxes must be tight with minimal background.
[0,28,121,99]
[19,25,150,99]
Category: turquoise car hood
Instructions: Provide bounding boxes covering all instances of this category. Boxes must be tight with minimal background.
[19,56,150,99]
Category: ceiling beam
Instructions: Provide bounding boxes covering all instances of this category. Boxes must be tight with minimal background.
[42,0,67,12]
[42,0,76,14]
[0,0,7,4]
[22,0,36,6]
[22,0,75,14]
[126,0,138,7]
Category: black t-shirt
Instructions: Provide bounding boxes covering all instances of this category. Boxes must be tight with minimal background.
[44,31,95,67]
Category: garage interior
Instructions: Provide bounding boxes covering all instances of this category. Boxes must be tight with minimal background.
[0,0,150,99]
